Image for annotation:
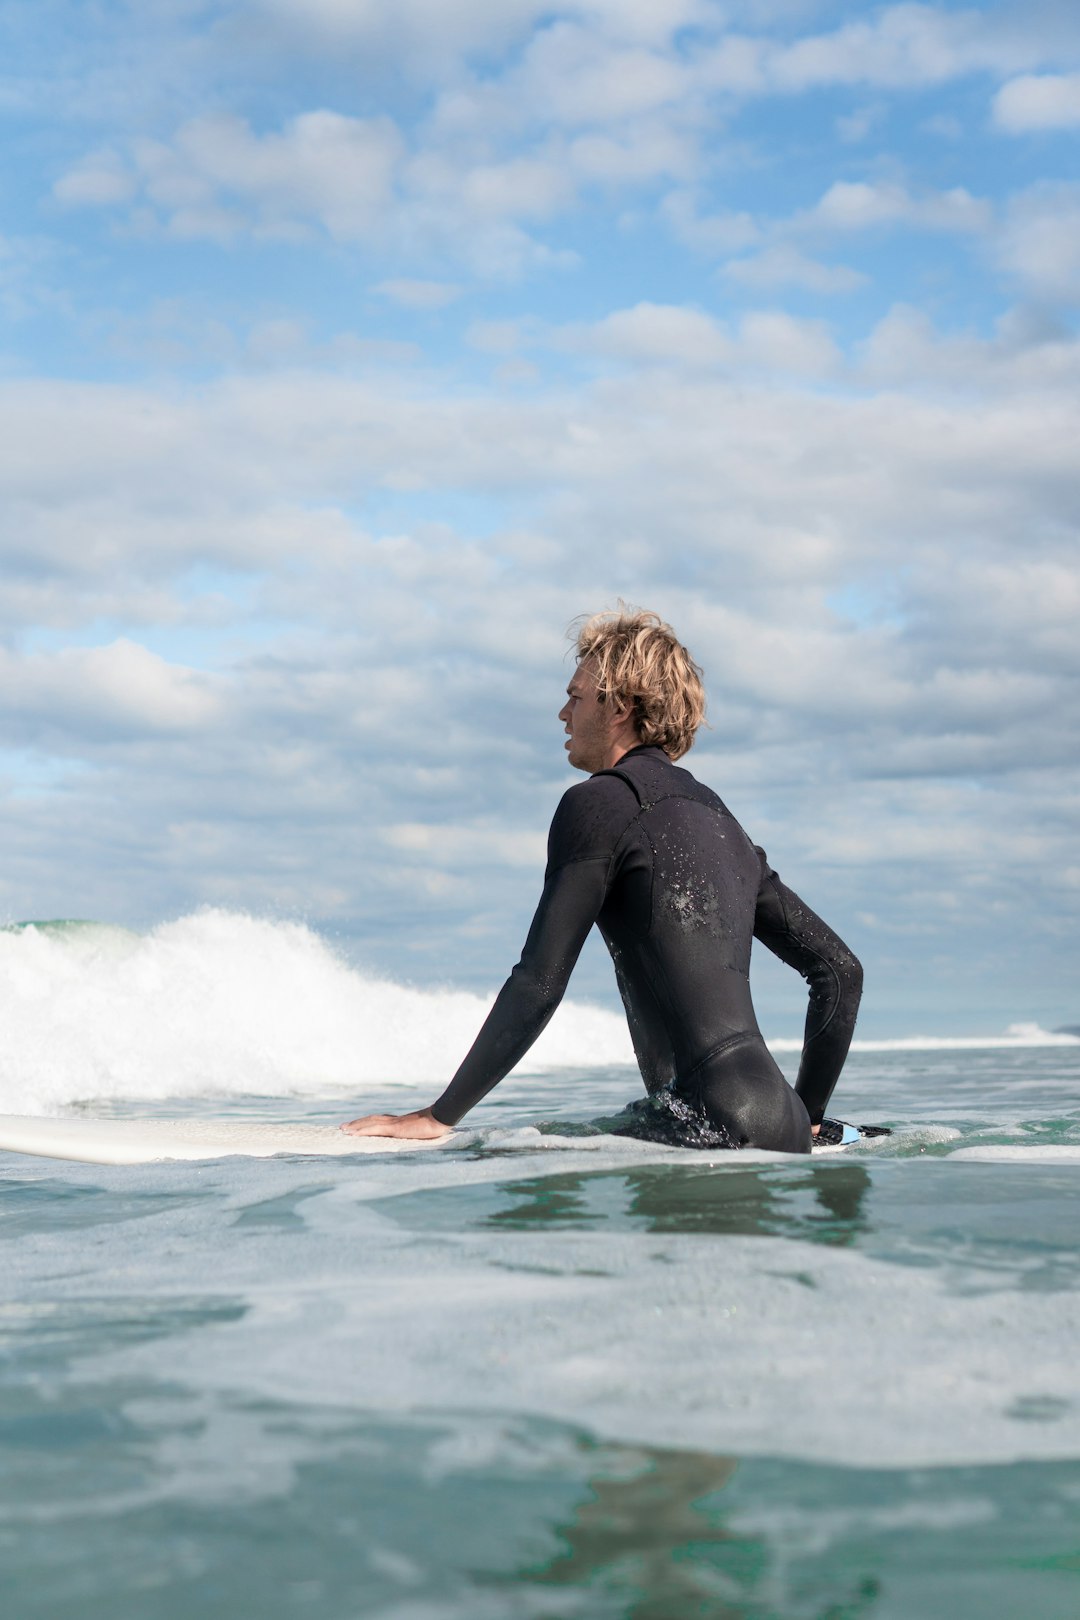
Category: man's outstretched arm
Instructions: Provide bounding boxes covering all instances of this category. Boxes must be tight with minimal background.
[430,856,609,1125]
[343,848,611,1136]
[752,854,864,1126]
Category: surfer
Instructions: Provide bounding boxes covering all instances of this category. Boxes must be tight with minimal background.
[344,608,862,1153]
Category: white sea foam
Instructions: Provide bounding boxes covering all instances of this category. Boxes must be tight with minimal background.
[64,1149,1080,1471]
[948,1145,1080,1163]
[0,910,631,1114]
[1,910,1074,1115]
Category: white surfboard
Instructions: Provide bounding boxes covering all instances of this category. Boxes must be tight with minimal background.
[0,1114,453,1166]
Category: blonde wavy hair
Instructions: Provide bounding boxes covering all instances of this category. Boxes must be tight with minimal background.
[571,607,706,760]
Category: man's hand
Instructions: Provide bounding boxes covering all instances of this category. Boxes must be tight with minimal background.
[340,1106,452,1140]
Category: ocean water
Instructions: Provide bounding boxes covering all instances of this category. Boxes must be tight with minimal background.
[3,915,1080,1620]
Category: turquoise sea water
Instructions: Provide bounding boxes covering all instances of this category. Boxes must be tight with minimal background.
[2,918,1079,1617]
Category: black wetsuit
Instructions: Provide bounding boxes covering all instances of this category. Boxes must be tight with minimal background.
[431,746,863,1153]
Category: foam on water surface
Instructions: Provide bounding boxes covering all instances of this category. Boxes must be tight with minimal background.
[0,911,632,1113]
[8,1137,1080,1475]
[948,1144,1080,1163]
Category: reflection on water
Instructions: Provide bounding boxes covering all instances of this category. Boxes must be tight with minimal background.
[516,1440,881,1620]
[531,1444,744,1619]
[490,1162,873,1245]
[373,1161,874,1246]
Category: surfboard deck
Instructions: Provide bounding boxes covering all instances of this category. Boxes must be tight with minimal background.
[0,1114,453,1166]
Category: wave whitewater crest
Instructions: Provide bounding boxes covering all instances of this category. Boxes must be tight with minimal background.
[0,911,632,1115]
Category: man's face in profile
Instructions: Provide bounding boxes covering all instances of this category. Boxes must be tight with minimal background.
[559,661,615,774]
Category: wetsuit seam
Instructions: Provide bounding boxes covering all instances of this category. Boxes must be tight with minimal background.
[680,1031,760,1086]
[593,766,643,805]
[545,854,612,879]
[607,817,645,892]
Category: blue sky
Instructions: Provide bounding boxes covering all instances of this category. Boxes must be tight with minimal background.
[1,0,1079,1034]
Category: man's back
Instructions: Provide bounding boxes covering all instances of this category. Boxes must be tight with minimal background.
[555,746,765,1093]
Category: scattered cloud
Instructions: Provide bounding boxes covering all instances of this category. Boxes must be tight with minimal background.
[662,191,762,255]
[0,641,221,743]
[701,3,1051,95]
[373,279,463,310]
[994,72,1080,132]
[62,111,405,243]
[798,178,991,235]
[996,183,1080,303]
[723,244,867,293]
[52,148,137,208]
[836,102,887,143]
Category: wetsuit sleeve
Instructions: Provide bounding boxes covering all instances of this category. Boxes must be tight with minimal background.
[429,784,623,1126]
[752,853,863,1124]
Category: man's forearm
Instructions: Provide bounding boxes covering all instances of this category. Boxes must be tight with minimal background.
[429,963,565,1125]
[754,866,864,1123]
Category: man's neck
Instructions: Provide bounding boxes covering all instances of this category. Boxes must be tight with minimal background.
[602,734,647,770]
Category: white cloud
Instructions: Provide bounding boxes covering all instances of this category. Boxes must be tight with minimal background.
[996,183,1080,302]
[994,72,1080,133]
[737,309,840,373]
[569,301,733,367]
[3,323,1077,602]
[801,178,990,235]
[52,148,136,207]
[54,107,584,272]
[835,102,886,143]
[565,120,698,184]
[248,0,550,73]
[575,303,839,375]
[661,190,762,254]
[384,822,547,867]
[0,642,221,742]
[415,151,573,225]
[508,23,688,125]
[465,319,531,355]
[760,4,1044,92]
[56,111,405,243]
[723,243,866,293]
[668,177,992,274]
[373,279,462,310]
[858,303,1080,391]
[146,111,404,240]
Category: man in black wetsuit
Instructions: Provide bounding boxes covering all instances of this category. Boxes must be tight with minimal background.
[344,609,862,1153]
